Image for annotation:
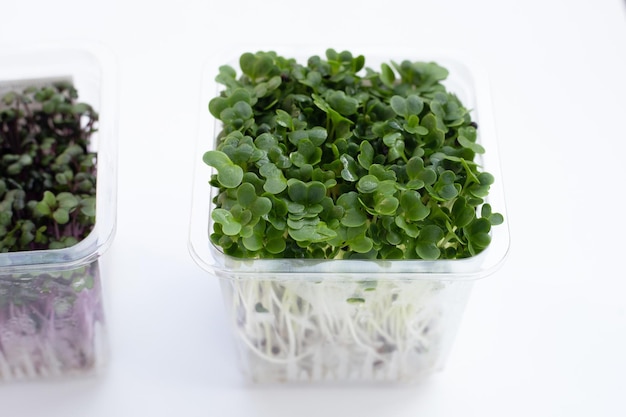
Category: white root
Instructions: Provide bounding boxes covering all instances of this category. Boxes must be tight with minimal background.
[224,277,465,383]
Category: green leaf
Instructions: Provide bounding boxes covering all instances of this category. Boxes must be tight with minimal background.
[468,172,494,198]
[286,179,307,204]
[291,138,323,167]
[242,233,264,251]
[52,208,70,224]
[215,65,238,88]
[415,225,444,259]
[420,224,444,243]
[383,131,402,147]
[357,140,374,169]
[390,95,424,118]
[80,197,96,217]
[230,88,253,105]
[406,156,437,188]
[259,163,287,194]
[266,237,286,254]
[19,223,35,246]
[356,175,379,194]
[306,182,327,205]
[369,164,396,182]
[288,127,328,147]
[43,190,56,207]
[481,204,504,226]
[327,90,359,116]
[349,234,373,253]
[55,172,68,185]
[400,190,430,221]
[467,217,492,255]
[300,71,322,89]
[374,195,399,216]
[233,101,253,120]
[478,172,495,185]
[56,192,79,210]
[472,232,491,247]
[236,183,257,207]
[203,150,244,189]
[34,201,52,216]
[240,52,274,80]
[421,113,445,147]
[404,114,429,135]
[212,208,242,236]
[458,135,485,154]
[433,170,459,200]
[338,193,367,227]
[452,197,476,228]
[340,154,360,182]
[252,197,272,217]
[380,63,395,88]
[307,127,328,146]
[288,220,336,243]
[71,103,90,114]
[405,95,424,115]
[415,242,440,260]
[287,129,308,146]
[287,179,326,205]
[470,217,491,233]
[390,96,406,117]
[274,109,293,129]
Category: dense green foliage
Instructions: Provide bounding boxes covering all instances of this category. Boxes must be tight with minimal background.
[0,82,98,252]
[204,49,502,260]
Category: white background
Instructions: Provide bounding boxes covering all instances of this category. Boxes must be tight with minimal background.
[1,0,626,416]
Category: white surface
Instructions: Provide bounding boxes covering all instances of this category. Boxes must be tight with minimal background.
[1,0,626,416]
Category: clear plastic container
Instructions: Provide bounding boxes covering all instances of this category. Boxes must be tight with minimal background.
[0,44,117,382]
[189,48,509,384]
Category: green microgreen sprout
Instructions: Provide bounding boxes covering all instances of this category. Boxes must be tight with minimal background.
[205,49,503,261]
